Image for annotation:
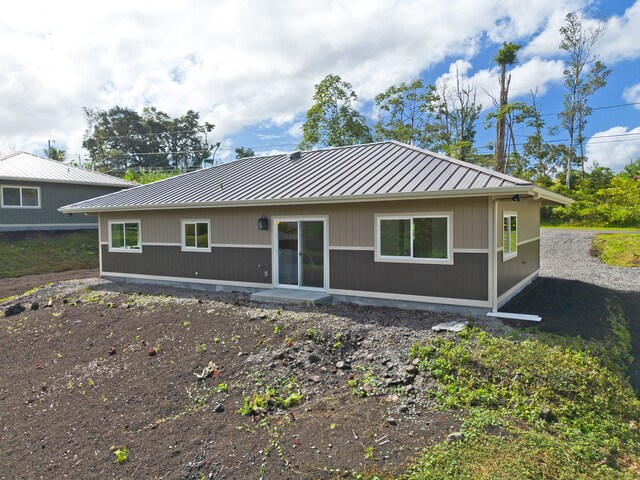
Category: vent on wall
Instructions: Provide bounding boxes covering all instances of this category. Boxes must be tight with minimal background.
[288,151,302,161]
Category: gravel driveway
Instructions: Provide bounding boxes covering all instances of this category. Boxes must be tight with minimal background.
[540,229,639,292]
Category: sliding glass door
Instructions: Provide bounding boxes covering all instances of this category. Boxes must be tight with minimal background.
[277,219,325,289]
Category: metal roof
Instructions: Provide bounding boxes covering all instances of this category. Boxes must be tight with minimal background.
[0,152,136,188]
[60,141,555,213]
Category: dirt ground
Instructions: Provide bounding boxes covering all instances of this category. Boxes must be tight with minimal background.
[0,269,98,300]
[0,279,465,479]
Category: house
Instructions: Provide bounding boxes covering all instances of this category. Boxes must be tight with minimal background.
[0,152,135,232]
[59,141,572,313]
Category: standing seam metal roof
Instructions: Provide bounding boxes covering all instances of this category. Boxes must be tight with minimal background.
[0,152,136,187]
[60,141,532,212]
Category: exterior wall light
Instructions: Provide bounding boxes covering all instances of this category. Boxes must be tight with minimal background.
[258,216,269,230]
[511,194,521,202]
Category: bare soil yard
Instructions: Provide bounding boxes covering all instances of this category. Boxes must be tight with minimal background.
[0,279,474,479]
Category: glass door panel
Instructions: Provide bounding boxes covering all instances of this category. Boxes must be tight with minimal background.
[277,221,298,286]
[300,221,324,288]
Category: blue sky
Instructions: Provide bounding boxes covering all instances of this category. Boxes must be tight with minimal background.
[1,1,639,172]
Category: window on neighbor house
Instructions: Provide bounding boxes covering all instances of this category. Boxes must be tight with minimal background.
[181,220,210,251]
[109,221,141,252]
[503,213,517,260]
[376,214,451,263]
[1,186,40,208]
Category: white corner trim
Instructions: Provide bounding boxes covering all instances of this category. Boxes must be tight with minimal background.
[327,287,491,308]
[100,271,273,289]
[497,269,540,308]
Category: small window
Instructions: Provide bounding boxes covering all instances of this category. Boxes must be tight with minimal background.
[376,213,451,263]
[181,220,210,252]
[503,213,517,260]
[1,186,40,208]
[109,221,141,252]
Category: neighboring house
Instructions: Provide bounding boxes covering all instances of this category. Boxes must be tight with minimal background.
[0,152,135,232]
[60,141,572,313]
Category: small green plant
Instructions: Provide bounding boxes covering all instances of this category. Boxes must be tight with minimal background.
[195,342,207,353]
[182,321,191,327]
[216,382,229,393]
[364,446,375,461]
[306,328,319,340]
[110,445,128,463]
[237,378,302,416]
[273,325,280,334]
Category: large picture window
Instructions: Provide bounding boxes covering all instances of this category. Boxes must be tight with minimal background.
[1,186,40,208]
[109,221,141,252]
[503,213,517,260]
[376,213,452,264]
[181,220,211,252]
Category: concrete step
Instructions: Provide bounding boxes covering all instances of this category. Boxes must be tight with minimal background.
[250,288,332,306]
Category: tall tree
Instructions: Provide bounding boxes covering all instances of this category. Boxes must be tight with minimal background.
[235,146,255,159]
[493,42,521,173]
[43,146,66,161]
[298,74,372,150]
[83,106,215,172]
[431,68,481,162]
[373,79,438,147]
[558,12,610,189]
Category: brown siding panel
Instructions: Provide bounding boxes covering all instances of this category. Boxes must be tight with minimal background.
[100,197,488,249]
[101,245,272,284]
[497,240,539,296]
[496,198,540,248]
[330,251,488,300]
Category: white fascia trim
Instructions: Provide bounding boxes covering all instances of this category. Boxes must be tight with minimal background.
[497,269,540,308]
[327,287,491,308]
[101,271,273,289]
[328,246,375,251]
[59,185,548,214]
[3,176,135,188]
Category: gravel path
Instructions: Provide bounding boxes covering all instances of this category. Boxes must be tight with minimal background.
[540,229,639,293]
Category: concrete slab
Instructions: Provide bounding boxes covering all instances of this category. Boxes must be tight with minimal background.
[250,289,332,306]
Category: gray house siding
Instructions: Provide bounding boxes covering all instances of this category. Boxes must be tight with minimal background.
[0,180,120,231]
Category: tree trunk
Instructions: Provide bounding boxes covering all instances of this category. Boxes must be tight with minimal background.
[494,67,509,173]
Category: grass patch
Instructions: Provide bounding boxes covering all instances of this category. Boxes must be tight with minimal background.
[592,234,640,267]
[0,230,98,279]
[404,316,640,479]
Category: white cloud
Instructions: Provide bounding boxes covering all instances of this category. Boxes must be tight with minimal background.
[434,57,564,111]
[586,126,640,172]
[522,1,640,64]
[623,83,640,107]
[0,0,624,160]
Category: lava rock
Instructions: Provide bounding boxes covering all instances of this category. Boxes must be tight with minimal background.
[4,304,25,317]
[214,403,225,413]
[148,348,157,356]
[405,365,419,375]
[385,417,398,426]
[309,375,321,383]
[30,301,40,311]
[108,346,117,355]
[308,353,321,364]
[335,361,351,370]
[447,432,464,443]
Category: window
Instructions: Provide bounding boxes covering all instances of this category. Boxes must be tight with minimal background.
[109,221,141,252]
[376,213,452,264]
[503,213,517,260]
[181,220,210,252]
[1,186,40,208]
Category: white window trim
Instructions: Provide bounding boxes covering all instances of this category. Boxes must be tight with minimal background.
[180,219,212,252]
[502,212,518,261]
[1,185,41,209]
[374,212,453,265]
[108,219,142,253]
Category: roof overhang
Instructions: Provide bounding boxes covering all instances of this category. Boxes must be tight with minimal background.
[0,176,136,188]
[59,184,573,215]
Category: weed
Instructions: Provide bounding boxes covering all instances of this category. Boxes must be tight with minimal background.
[216,382,229,393]
[195,342,207,353]
[110,445,128,463]
[306,328,319,341]
[238,378,302,416]
[364,446,375,461]
[273,325,280,334]
[182,321,191,328]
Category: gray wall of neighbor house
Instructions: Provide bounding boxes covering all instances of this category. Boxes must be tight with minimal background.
[0,180,121,230]
[100,197,495,305]
[495,197,541,298]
